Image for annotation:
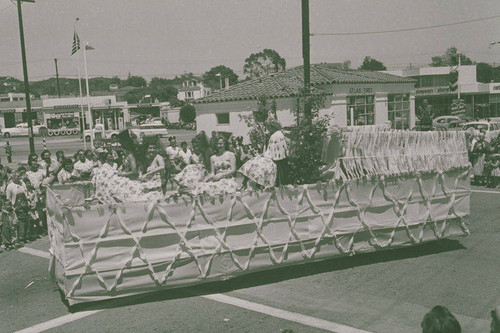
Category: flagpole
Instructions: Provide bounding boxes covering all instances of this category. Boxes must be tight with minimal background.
[83,41,94,150]
[74,18,87,150]
[77,49,86,150]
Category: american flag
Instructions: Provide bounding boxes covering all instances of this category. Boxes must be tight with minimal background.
[71,31,80,56]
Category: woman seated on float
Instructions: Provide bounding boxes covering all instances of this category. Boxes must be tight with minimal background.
[139,143,165,192]
[174,135,237,196]
[91,148,163,203]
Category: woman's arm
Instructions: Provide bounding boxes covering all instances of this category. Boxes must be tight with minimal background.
[205,156,217,181]
[118,155,138,177]
[212,153,236,181]
[142,155,165,178]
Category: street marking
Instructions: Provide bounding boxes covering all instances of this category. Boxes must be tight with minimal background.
[471,189,500,194]
[14,310,104,333]
[15,248,371,333]
[18,246,51,259]
[202,294,371,333]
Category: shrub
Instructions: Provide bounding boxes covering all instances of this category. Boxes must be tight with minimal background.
[179,104,196,123]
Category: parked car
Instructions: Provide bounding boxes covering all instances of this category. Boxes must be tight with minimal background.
[1,123,47,138]
[83,123,121,141]
[462,121,500,142]
[432,116,465,130]
[129,121,168,142]
[446,120,464,131]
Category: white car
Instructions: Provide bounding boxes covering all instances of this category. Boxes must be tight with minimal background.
[462,121,500,142]
[2,123,47,138]
[433,116,464,130]
[129,121,168,142]
[83,124,121,141]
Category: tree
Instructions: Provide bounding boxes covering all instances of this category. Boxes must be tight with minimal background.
[359,57,386,71]
[203,65,239,90]
[477,62,493,83]
[239,96,280,153]
[125,74,147,87]
[179,104,196,123]
[149,77,170,89]
[243,49,286,79]
[430,47,473,67]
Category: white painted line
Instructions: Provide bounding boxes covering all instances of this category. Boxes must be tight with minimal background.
[471,189,500,194]
[18,247,51,259]
[14,310,104,333]
[16,248,370,333]
[203,293,371,333]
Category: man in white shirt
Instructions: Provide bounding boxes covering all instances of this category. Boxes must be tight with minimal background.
[165,136,180,160]
[72,150,94,179]
[165,136,182,173]
[39,149,60,177]
[26,157,46,189]
[178,141,193,165]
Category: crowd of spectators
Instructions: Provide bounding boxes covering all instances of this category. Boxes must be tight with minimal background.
[466,129,500,188]
[0,130,262,251]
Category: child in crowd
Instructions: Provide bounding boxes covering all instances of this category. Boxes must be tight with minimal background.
[58,158,76,184]
[1,199,17,250]
[14,192,30,245]
[23,177,39,240]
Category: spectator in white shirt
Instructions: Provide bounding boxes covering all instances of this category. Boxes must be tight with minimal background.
[26,153,46,189]
[39,149,60,177]
[73,150,94,180]
[57,158,75,184]
[165,136,182,173]
[178,141,193,165]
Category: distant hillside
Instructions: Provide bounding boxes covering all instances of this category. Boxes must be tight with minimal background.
[0,75,181,105]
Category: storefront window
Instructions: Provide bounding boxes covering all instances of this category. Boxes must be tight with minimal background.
[346,95,374,126]
[416,95,455,118]
[490,95,500,118]
[388,94,410,129]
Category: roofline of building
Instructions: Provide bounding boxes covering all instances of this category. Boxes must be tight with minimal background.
[194,64,416,105]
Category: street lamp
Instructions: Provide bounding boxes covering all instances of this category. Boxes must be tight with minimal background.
[215,73,222,90]
[16,0,36,154]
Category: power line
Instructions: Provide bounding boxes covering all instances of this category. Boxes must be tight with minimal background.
[0,1,14,12]
[311,14,500,36]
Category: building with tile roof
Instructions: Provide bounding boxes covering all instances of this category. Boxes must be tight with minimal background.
[194,64,417,142]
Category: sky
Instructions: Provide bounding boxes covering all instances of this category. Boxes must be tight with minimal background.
[0,0,499,82]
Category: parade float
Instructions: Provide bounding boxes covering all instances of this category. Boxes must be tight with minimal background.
[47,126,471,305]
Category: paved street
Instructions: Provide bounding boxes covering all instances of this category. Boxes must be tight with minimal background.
[0,188,498,332]
[0,129,197,164]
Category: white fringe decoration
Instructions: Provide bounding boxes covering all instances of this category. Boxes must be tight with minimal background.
[335,130,470,181]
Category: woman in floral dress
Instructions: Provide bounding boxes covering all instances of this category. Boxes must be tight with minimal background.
[176,136,237,197]
[92,150,163,204]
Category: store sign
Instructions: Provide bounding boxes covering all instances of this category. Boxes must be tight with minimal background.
[348,87,373,95]
[416,86,451,96]
[48,113,76,119]
[54,105,79,109]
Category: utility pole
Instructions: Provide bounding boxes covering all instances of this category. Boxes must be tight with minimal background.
[16,0,35,154]
[54,58,61,97]
[301,0,311,119]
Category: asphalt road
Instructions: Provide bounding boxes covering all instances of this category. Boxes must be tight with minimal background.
[0,129,197,164]
[0,188,498,332]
